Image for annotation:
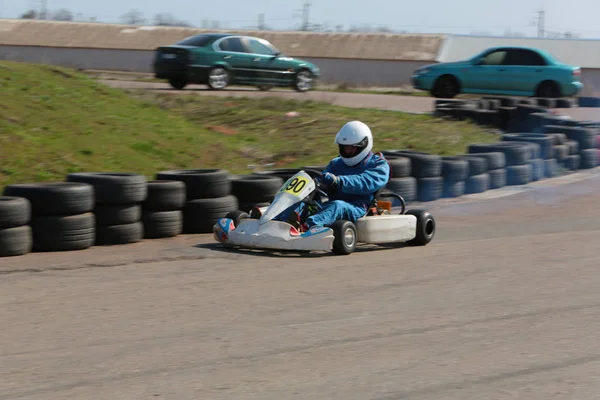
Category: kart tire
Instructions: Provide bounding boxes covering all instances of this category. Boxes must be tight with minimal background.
[182,195,239,234]
[441,156,469,181]
[331,220,357,256]
[155,169,231,200]
[142,180,186,211]
[3,182,94,217]
[405,209,435,246]
[467,152,506,170]
[0,226,32,257]
[239,202,270,213]
[0,196,31,229]
[30,213,95,252]
[456,155,488,176]
[66,172,147,205]
[141,210,183,239]
[225,210,251,227]
[231,175,284,203]
[94,204,141,226]
[468,142,530,166]
[95,221,143,246]
[488,168,507,189]
[465,173,490,194]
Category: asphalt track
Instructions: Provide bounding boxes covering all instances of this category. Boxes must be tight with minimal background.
[3,82,600,399]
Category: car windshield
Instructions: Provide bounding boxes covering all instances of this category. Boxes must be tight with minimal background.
[175,34,215,47]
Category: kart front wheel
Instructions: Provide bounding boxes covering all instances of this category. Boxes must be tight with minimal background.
[225,210,250,227]
[405,209,435,246]
[331,220,357,255]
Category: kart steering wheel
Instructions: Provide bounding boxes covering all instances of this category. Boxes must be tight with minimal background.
[302,169,330,201]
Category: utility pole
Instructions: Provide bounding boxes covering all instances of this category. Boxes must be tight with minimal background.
[258,13,265,30]
[293,2,311,31]
[39,0,47,19]
[536,9,545,38]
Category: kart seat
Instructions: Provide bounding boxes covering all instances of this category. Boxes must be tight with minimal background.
[366,152,392,216]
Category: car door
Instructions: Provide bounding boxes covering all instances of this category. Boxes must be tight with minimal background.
[242,37,288,85]
[213,36,255,82]
[465,49,509,91]
[500,49,547,93]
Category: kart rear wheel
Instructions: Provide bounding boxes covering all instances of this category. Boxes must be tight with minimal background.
[331,220,357,255]
[225,210,250,227]
[405,209,435,246]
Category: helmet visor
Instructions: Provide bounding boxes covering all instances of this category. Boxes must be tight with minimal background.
[338,136,368,158]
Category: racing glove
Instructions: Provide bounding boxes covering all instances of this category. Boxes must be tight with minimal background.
[321,172,340,189]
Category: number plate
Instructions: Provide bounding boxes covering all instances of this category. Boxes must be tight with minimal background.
[279,176,309,195]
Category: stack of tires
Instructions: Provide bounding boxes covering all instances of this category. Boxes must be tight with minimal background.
[230,175,283,212]
[468,142,536,186]
[0,196,32,257]
[141,180,186,239]
[66,173,147,246]
[155,169,238,234]
[500,134,555,181]
[3,182,95,252]
[542,125,598,169]
[456,155,490,194]
[463,151,507,189]
[394,151,443,202]
[379,154,416,205]
[440,156,469,198]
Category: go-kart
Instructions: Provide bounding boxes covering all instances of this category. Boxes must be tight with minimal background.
[213,169,435,255]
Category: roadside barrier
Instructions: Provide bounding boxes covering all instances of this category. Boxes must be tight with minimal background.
[1,95,599,257]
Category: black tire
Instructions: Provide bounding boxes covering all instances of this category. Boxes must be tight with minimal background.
[542,126,597,150]
[294,69,314,92]
[239,201,271,213]
[385,177,417,203]
[566,140,579,155]
[0,226,32,257]
[155,169,231,200]
[467,152,506,170]
[168,77,187,90]
[563,154,581,171]
[580,149,598,169]
[432,75,460,98]
[182,195,239,234]
[442,180,465,198]
[384,155,412,178]
[488,168,507,189]
[0,196,31,229]
[528,158,545,181]
[465,173,490,194]
[456,155,488,176]
[3,182,94,217]
[66,172,147,205]
[252,168,302,183]
[231,175,284,203]
[536,80,561,98]
[95,221,143,246]
[545,132,567,145]
[225,210,251,227]
[383,150,442,178]
[331,220,357,255]
[544,158,559,178]
[417,176,443,202]
[468,142,530,166]
[506,164,532,186]
[441,156,469,181]
[405,209,435,246]
[501,134,554,160]
[553,144,569,161]
[141,210,183,239]
[142,180,186,211]
[94,204,141,226]
[555,98,575,108]
[31,213,95,252]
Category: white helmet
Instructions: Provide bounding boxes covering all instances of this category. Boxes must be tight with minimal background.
[334,121,373,166]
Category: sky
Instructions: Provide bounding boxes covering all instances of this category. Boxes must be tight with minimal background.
[3,0,600,38]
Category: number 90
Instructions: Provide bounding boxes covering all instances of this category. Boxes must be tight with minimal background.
[285,177,306,193]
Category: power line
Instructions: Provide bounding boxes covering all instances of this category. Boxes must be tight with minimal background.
[536,9,545,38]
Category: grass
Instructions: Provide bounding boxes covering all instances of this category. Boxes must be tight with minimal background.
[0,61,498,189]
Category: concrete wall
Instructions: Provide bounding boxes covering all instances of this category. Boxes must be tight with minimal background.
[0,45,430,87]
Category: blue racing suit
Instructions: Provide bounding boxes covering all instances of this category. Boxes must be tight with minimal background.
[275,152,390,227]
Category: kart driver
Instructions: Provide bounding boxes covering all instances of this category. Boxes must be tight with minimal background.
[253,120,391,233]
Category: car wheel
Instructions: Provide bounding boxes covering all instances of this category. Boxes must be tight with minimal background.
[432,75,459,98]
[405,209,435,246]
[208,66,230,90]
[536,81,561,98]
[168,77,188,90]
[331,220,357,255]
[294,69,314,92]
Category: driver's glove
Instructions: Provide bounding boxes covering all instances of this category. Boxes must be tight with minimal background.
[322,172,340,189]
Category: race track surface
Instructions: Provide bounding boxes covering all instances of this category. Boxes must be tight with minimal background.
[3,169,600,399]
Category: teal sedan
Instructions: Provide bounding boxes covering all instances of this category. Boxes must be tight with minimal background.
[411,46,583,99]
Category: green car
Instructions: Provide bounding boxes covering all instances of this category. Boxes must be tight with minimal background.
[153,33,320,92]
[411,46,583,98]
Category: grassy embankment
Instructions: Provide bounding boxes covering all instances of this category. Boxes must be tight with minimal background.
[0,61,497,189]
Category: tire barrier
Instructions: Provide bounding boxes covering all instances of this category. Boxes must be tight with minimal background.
[141,180,186,239]
[0,197,32,257]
